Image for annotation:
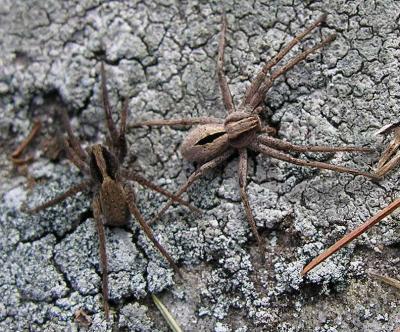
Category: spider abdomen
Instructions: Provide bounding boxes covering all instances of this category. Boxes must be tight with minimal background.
[100,177,130,226]
[180,124,229,163]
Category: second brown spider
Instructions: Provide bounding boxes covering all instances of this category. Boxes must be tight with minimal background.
[27,63,198,319]
[132,14,377,254]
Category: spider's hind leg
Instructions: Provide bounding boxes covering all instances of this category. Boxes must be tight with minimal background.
[238,148,265,258]
[251,141,378,179]
[92,196,111,320]
[123,184,182,278]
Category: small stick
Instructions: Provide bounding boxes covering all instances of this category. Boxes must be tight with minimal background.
[302,197,400,276]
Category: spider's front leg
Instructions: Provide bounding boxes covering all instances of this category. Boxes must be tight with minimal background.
[241,14,328,109]
[100,63,128,163]
[217,14,235,114]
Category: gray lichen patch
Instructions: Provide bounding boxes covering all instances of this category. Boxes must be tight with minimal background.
[1,0,400,331]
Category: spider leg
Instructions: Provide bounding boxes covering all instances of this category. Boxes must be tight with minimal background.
[63,138,90,174]
[217,14,236,114]
[101,62,120,146]
[92,196,110,320]
[130,117,223,128]
[258,135,373,153]
[59,108,88,162]
[238,148,265,256]
[119,170,201,214]
[26,179,92,213]
[375,153,400,178]
[249,33,336,110]
[250,141,378,179]
[124,184,182,277]
[375,127,400,177]
[241,14,327,109]
[301,197,400,275]
[115,98,128,163]
[150,149,235,224]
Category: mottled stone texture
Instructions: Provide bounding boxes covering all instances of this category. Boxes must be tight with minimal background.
[0,0,399,331]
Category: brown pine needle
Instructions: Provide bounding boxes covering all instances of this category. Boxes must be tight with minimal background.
[302,197,400,276]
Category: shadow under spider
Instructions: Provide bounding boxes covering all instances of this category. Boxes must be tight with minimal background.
[25,63,199,320]
[132,14,378,257]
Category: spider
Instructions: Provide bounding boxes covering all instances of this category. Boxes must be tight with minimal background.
[302,122,400,275]
[132,14,377,255]
[26,63,199,319]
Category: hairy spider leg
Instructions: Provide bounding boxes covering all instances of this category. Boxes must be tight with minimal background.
[301,197,400,275]
[101,62,120,146]
[120,169,201,214]
[150,149,235,224]
[249,34,336,110]
[59,107,88,162]
[258,135,373,153]
[238,148,266,255]
[92,196,110,320]
[250,140,378,179]
[130,117,223,128]
[217,14,236,114]
[27,179,92,213]
[124,184,182,277]
[241,14,327,109]
[100,63,128,162]
[375,127,400,178]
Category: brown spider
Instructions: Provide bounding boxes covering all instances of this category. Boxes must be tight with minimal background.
[302,122,400,275]
[26,63,199,319]
[132,14,377,255]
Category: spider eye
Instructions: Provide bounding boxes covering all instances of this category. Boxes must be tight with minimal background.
[195,132,226,146]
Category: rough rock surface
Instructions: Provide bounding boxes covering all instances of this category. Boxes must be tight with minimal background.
[0,0,399,331]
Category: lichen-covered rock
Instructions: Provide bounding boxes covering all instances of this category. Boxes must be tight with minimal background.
[1,0,399,331]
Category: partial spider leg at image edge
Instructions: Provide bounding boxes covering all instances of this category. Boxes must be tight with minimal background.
[301,197,400,276]
[131,13,377,257]
[374,123,400,178]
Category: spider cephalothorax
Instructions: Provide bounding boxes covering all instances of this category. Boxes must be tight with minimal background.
[27,63,198,319]
[133,14,377,255]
